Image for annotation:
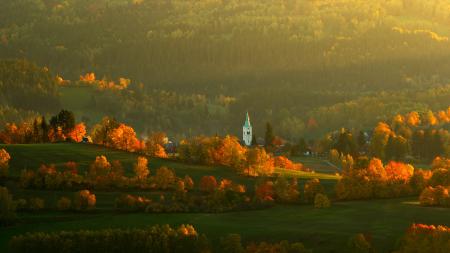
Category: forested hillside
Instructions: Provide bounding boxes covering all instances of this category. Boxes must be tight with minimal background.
[1,0,450,139]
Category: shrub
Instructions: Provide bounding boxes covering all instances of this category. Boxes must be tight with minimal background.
[246,240,311,253]
[199,176,218,193]
[0,149,11,177]
[115,194,151,210]
[15,199,27,211]
[394,224,450,253]
[0,186,16,226]
[347,234,374,253]
[304,179,324,203]
[314,193,331,209]
[419,186,450,207]
[73,190,96,211]
[9,224,210,253]
[28,198,45,211]
[153,167,176,190]
[220,234,244,253]
[184,175,194,190]
[57,197,72,211]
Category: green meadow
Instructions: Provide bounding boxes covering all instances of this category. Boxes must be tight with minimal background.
[1,143,449,253]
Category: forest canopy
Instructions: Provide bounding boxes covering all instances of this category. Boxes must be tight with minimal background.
[1,0,450,139]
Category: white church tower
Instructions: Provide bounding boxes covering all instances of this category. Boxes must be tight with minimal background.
[243,112,252,146]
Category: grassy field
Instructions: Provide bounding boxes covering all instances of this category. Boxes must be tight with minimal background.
[0,143,339,188]
[1,144,448,252]
[1,198,450,252]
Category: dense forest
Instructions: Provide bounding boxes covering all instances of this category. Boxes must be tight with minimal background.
[1,0,450,139]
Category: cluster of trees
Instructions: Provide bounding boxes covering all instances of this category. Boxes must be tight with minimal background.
[337,156,450,201]
[419,186,450,208]
[9,224,208,253]
[115,176,251,213]
[254,177,328,207]
[335,157,426,200]
[327,108,450,163]
[0,110,86,144]
[418,157,450,208]
[0,110,169,158]
[178,135,303,176]
[394,223,450,253]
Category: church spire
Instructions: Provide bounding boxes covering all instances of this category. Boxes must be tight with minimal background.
[244,111,251,128]
[243,112,252,146]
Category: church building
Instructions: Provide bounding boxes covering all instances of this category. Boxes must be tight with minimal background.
[242,112,252,146]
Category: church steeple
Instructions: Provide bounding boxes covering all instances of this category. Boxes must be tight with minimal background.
[242,112,252,146]
[244,112,251,128]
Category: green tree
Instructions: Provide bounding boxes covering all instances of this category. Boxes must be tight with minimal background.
[219,234,244,253]
[264,122,274,151]
[0,186,16,226]
[50,110,75,136]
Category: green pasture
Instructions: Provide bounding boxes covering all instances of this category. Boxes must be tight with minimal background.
[1,198,450,253]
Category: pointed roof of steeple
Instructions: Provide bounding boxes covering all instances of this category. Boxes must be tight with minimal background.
[244,112,251,128]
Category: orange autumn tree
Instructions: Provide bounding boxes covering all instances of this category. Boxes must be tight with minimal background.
[67,123,86,142]
[80,72,96,83]
[255,179,274,202]
[212,135,246,170]
[245,147,274,176]
[89,156,111,179]
[406,111,421,126]
[274,156,303,171]
[199,175,218,193]
[0,149,11,177]
[133,156,150,181]
[145,132,168,158]
[109,124,139,151]
[385,161,414,183]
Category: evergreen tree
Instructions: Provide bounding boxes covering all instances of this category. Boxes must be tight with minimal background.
[357,131,366,151]
[50,110,75,135]
[32,118,40,143]
[41,116,49,143]
[264,122,274,151]
[251,134,257,146]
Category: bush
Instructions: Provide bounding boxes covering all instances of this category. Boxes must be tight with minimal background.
[73,190,96,211]
[419,186,450,207]
[347,234,374,253]
[0,149,11,177]
[28,198,45,211]
[304,179,324,203]
[199,176,218,193]
[246,240,311,253]
[15,199,27,211]
[9,224,210,253]
[153,167,176,190]
[0,186,16,226]
[115,194,151,211]
[220,234,244,253]
[394,224,450,253]
[57,197,72,211]
[314,193,331,208]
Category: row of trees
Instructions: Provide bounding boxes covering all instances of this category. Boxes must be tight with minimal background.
[394,224,450,253]
[327,108,450,163]
[336,156,450,201]
[178,135,304,176]
[0,110,169,159]
[9,224,208,253]
[19,155,183,191]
